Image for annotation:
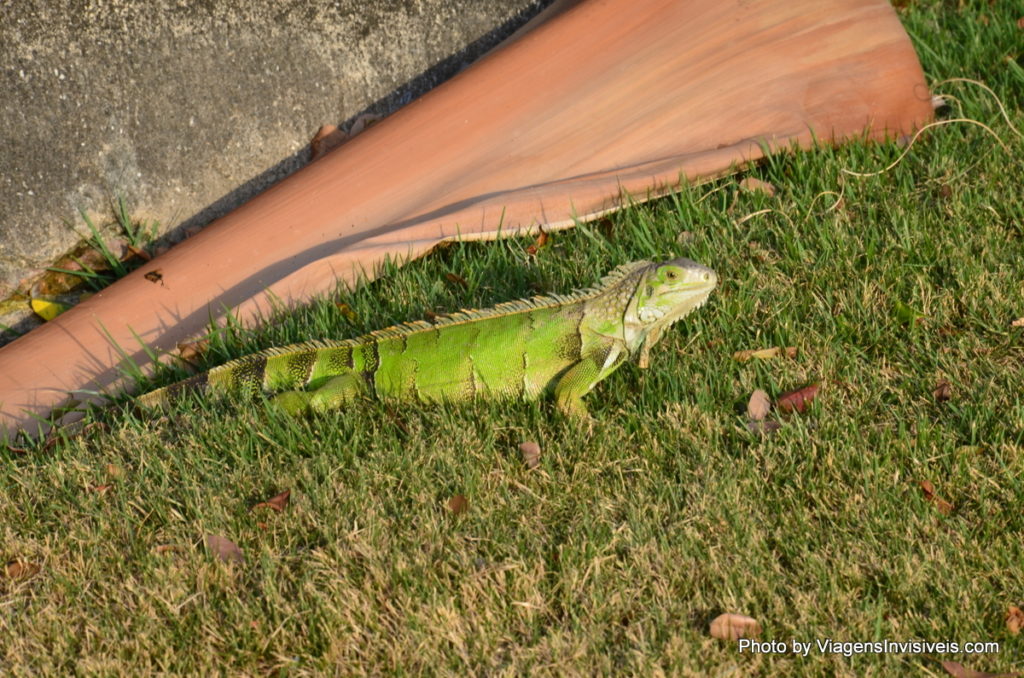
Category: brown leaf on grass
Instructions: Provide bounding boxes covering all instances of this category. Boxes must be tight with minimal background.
[205,534,245,564]
[934,379,952,402]
[919,480,954,515]
[733,346,797,362]
[176,339,209,363]
[92,484,114,494]
[444,272,469,290]
[4,560,41,580]
[309,124,348,161]
[519,441,542,469]
[104,463,123,480]
[746,389,771,421]
[738,177,776,197]
[525,229,549,256]
[941,660,1021,678]
[1011,317,1024,328]
[253,489,291,513]
[709,613,762,640]
[154,544,184,555]
[447,494,469,515]
[1006,605,1024,635]
[1018,17,1024,29]
[776,383,820,414]
[5,444,29,455]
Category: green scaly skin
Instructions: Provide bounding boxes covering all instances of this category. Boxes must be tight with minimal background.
[137,258,717,417]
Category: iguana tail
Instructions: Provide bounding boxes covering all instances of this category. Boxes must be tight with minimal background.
[136,339,352,409]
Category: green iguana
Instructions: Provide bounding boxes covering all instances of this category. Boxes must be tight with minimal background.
[138,258,717,417]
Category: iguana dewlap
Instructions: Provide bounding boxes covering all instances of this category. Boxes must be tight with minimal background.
[138,258,717,416]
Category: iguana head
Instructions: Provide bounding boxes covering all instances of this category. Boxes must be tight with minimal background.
[625,258,717,367]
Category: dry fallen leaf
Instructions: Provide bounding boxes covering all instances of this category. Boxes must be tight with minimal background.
[177,339,210,363]
[1007,605,1024,635]
[445,272,469,290]
[941,660,1022,678]
[746,389,771,421]
[525,229,549,256]
[4,560,41,580]
[253,489,291,513]
[309,124,348,161]
[776,383,820,414]
[154,544,184,555]
[143,269,164,285]
[738,177,776,197]
[92,484,114,494]
[733,346,797,362]
[447,494,469,515]
[709,613,762,641]
[919,480,954,515]
[126,244,152,261]
[519,441,542,469]
[104,463,123,478]
[933,379,952,402]
[1011,317,1024,328]
[205,534,245,564]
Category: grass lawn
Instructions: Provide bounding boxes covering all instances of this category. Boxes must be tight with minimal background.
[3,1,1023,675]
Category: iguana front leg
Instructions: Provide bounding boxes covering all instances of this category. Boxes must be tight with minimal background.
[553,347,625,418]
[637,326,662,369]
[269,371,367,415]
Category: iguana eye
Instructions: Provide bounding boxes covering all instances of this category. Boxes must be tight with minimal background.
[666,270,677,279]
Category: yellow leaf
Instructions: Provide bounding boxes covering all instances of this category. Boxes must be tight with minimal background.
[31,297,71,321]
[334,302,358,322]
[733,346,797,362]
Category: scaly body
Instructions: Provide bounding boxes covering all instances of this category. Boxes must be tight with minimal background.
[138,258,717,416]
